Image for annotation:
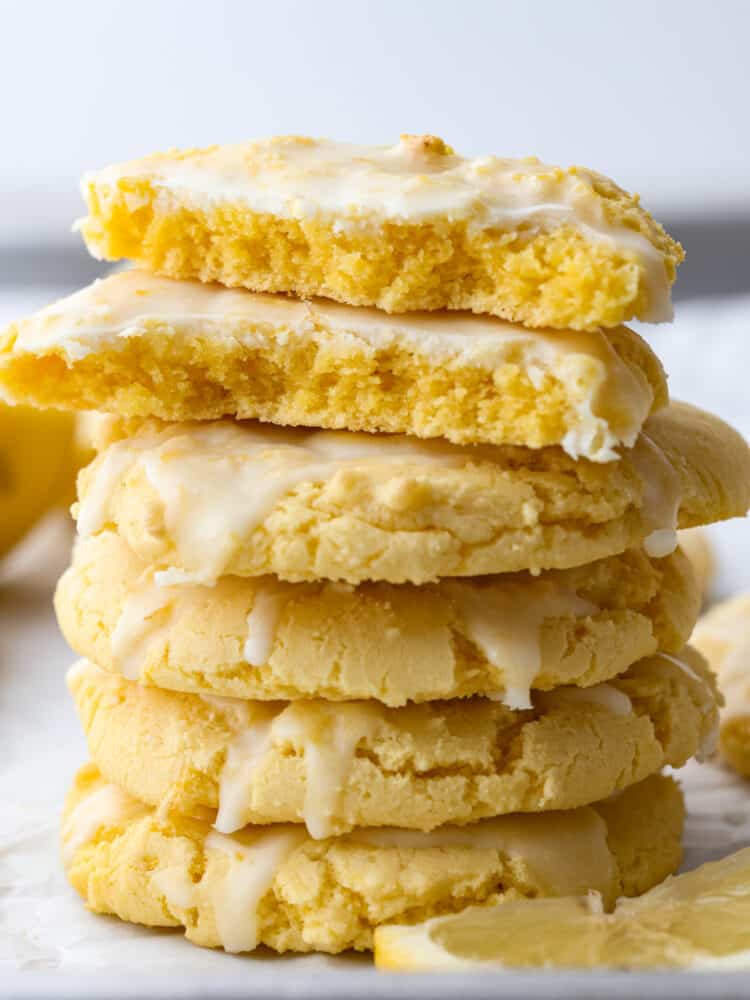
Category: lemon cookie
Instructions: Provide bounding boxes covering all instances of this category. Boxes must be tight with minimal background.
[677,527,715,598]
[56,533,699,705]
[693,595,750,776]
[62,766,684,954]
[72,403,750,584]
[67,651,716,837]
[77,136,682,331]
[0,273,668,460]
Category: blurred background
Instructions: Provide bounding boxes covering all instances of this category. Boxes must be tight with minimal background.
[3,1,749,289]
[1,0,749,587]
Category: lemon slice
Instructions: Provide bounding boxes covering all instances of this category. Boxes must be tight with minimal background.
[375,847,750,971]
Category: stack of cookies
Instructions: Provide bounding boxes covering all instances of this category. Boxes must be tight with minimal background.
[3,136,749,956]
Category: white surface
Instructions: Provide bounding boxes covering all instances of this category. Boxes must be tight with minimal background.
[2,0,750,245]
[0,515,749,996]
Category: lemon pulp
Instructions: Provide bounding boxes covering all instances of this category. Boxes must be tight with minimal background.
[375,846,750,970]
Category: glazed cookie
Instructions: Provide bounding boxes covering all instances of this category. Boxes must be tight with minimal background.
[56,534,700,706]
[692,596,750,776]
[0,272,668,460]
[72,402,750,584]
[76,136,683,331]
[67,651,716,837]
[62,767,684,954]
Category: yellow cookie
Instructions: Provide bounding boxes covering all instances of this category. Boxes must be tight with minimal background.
[67,651,716,838]
[677,528,715,598]
[692,595,750,776]
[56,533,699,705]
[76,136,682,331]
[0,272,668,459]
[62,766,684,954]
[72,403,750,584]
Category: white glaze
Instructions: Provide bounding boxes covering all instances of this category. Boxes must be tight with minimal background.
[110,585,174,680]
[444,579,597,710]
[632,432,681,558]
[270,702,383,839]
[76,416,686,586]
[61,783,141,867]
[76,422,469,585]
[244,582,296,666]
[202,829,304,953]
[354,807,615,898]
[211,700,383,839]
[82,136,672,322]
[536,682,632,717]
[151,827,304,953]
[7,270,655,463]
[212,709,277,835]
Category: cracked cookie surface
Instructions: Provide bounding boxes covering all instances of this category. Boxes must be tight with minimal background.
[71,403,750,584]
[68,650,716,835]
[62,766,684,954]
[56,534,700,705]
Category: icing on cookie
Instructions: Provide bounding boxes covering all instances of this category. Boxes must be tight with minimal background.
[61,781,144,867]
[535,683,632,717]
[210,699,383,839]
[11,270,654,462]
[83,136,673,322]
[76,423,471,585]
[444,579,597,710]
[632,433,681,558]
[356,807,616,898]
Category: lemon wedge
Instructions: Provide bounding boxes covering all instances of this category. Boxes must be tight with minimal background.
[0,402,75,556]
[375,847,750,971]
